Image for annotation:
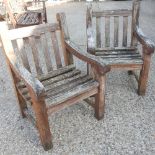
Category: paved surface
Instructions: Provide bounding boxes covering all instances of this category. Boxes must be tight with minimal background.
[0,0,155,154]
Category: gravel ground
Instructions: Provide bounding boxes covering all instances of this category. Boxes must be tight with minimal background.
[0,0,155,154]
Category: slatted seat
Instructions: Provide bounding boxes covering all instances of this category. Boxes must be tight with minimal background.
[16,12,41,26]
[95,49,143,65]
[4,0,47,28]
[17,65,98,106]
[0,14,109,150]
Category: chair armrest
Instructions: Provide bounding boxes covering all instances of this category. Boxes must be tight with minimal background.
[65,40,110,75]
[10,61,45,98]
[134,26,155,55]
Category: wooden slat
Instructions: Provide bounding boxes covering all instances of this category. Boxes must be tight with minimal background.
[95,50,140,56]
[40,33,53,72]
[39,65,75,81]
[16,39,30,71]
[95,47,137,51]
[51,31,62,68]
[24,38,37,76]
[100,56,143,65]
[47,80,98,106]
[96,17,101,48]
[8,23,60,40]
[105,16,110,47]
[92,9,132,17]
[45,73,88,92]
[29,36,42,75]
[42,69,81,86]
[47,75,92,97]
[47,87,98,114]
[114,16,119,47]
[123,16,128,47]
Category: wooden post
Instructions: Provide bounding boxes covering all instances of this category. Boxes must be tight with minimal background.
[131,0,140,47]
[11,68,28,118]
[138,53,151,95]
[91,66,105,120]
[32,96,52,150]
[56,13,73,66]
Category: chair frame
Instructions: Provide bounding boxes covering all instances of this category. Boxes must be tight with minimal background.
[0,12,109,150]
[86,0,154,96]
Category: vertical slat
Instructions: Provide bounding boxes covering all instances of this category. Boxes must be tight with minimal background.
[105,16,110,47]
[96,17,101,48]
[51,31,62,68]
[114,16,119,47]
[16,38,30,71]
[122,16,128,47]
[29,36,43,75]
[24,38,37,76]
[40,33,53,72]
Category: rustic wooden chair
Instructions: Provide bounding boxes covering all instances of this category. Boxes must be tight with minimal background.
[3,0,47,28]
[85,1,154,98]
[0,13,109,150]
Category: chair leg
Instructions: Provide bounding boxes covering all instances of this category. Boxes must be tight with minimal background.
[16,89,27,118]
[94,75,106,120]
[138,54,151,96]
[32,98,52,151]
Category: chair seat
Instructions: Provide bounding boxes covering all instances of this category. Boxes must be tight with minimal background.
[17,65,99,106]
[94,50,143,65]
[16,12,41,26]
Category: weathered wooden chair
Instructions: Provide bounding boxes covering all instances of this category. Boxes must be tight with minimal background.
[0,13,109,150]
[85,1,154,99]
[4,0,47,28]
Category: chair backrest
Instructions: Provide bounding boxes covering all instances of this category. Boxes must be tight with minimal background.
[86,0,141,53]
[0,22,66,78]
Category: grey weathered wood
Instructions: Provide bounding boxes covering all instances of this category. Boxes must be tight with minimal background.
[51,31,62,68]
[131,0,140,46]
[96,17,101,48]
[86,5,95,53]
[8,23,60,40]
[42,69,81,87]
[29,36,42,75]
[93,9,132,17]
[105,16,110,47]
[47,80,99,106]
[4,0,47,28]
[40,33,53,72]
[114,16,119,47]
[16,39,30,71]
[39,65,75,81]
[123,16,128,47]
[47,75,92,96]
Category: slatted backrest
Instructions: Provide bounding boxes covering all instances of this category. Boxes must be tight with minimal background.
[3,23,65,77]
[86,0,140,52]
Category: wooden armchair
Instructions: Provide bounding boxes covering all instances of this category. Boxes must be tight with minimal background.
[3,0,47,28]
[85,1,154,97]
[0,15,109,150]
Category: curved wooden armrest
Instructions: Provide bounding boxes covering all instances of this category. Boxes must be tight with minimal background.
[65,40,110,75]
[10,60,45,98]
[134,26,155,55]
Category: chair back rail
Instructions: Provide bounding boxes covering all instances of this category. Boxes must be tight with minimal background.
[4,23,65,77]
[86,0,140,52]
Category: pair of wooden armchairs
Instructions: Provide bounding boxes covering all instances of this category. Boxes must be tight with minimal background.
[4,0,47,28]
[0,0,154,151]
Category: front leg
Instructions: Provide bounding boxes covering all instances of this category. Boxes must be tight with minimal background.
[138,53,151,95]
